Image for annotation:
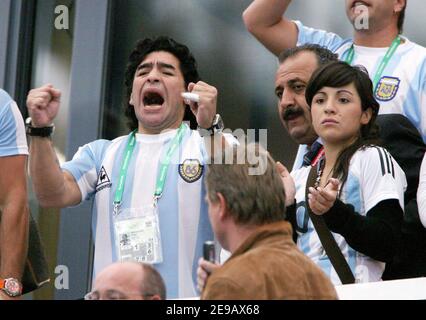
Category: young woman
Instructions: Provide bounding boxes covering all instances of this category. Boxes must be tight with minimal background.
[289,61,406,284]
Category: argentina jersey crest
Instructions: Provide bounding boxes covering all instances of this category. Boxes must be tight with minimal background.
[178,158,203,183]
[375,76,400,101]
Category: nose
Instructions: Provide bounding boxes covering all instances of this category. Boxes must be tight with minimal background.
[279,90,296,112]
[146,67,161,83]
[324,101,336,114]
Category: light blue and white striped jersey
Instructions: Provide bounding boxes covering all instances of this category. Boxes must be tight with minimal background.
[295,20,426,142]
[62,124,213,298]
[291,146,406,284]
[0,89,28,157]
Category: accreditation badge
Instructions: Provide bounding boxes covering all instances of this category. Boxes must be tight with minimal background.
[113,206,163,264]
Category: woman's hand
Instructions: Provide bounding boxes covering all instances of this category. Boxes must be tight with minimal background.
[308,178,339,215]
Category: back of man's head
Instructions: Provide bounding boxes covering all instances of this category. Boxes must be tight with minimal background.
[278,44,338,68]
[205,143,286,226]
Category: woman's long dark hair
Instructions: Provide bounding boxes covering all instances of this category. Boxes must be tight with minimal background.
[305,61,380,191]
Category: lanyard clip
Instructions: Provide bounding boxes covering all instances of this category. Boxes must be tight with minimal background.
[153,195,161,207]
[113,202,121,216]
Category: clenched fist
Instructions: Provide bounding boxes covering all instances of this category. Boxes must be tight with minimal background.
[26,84,61,127]
[186,81,217,129]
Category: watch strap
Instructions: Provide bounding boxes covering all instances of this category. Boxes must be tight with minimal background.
[197,114,223,137]
[25,117,55,137]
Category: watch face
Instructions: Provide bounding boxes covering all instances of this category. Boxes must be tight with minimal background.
[5,279,21,296]
[213,115,224,131]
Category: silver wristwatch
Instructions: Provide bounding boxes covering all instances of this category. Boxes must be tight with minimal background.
[197,114,224,137]
[0,278,22,297]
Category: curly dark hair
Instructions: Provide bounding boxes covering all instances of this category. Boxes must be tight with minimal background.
[305,61,380,191]
[123,36,200,131]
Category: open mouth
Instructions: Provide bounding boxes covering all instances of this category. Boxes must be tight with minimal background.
[352,1,368,9]
[143,91,165,107]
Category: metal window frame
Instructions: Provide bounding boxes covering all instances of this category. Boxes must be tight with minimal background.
[55,0,112,299]
[0,0,36,112]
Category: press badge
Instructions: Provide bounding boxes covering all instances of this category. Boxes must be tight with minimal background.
[113,206,163,264]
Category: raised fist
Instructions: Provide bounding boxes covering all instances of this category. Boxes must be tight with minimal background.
[26,84,61,127]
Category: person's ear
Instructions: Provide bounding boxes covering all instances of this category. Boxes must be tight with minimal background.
[394,0,406,14]
[148,294,162,300]
[216,192,228,221]
[129,93,134,106]
[361,108,372,125]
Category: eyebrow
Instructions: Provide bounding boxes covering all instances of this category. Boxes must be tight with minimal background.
[137,62,176,71]
[316,89,354,96]
[337,89,354,95]
[288,78,305,85]
[275,78,305,92]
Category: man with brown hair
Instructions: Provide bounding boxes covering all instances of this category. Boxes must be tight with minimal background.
[200,144,337,300]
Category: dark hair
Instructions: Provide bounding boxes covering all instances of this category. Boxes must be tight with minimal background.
[305,61,380,190]
[124,36,200,131]
[397,1,407,34]
[140,263,166,300]
[206,144,286,226]
[279,44,339,67]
